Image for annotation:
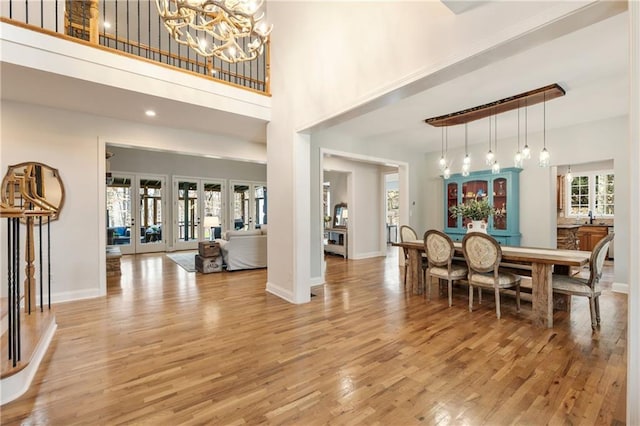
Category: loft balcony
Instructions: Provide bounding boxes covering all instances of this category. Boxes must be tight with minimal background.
[0,0,270,96]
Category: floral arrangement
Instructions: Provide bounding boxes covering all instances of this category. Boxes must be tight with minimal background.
[449,199,499,221]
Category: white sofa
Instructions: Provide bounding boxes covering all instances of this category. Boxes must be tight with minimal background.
[217,228,267,271]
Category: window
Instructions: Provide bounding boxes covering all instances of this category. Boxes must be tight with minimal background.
[566,170,614,217]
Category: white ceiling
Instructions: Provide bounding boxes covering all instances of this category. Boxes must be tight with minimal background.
[319,9,629,153]
[0,63,268,143]
[0,5,629,153]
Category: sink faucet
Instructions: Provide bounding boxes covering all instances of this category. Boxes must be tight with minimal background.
[588,210,594,224]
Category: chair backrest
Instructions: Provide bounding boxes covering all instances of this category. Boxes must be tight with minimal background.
[462,232,501,274]
[588,232,614,287]
[399,225,419,261]
[424,229,454,267]
[400,225,418,242]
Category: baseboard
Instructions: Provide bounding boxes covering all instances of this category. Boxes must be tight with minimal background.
[611,282,629,294]
[266,282,296,303]
[52,288,104,303]
[0,317,57,405]
[310,276,325,287]
[350,251,386,260]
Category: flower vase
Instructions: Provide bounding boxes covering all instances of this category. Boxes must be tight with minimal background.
[467,220,487,234]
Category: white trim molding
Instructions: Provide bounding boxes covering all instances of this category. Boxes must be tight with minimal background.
[611,282,628,294]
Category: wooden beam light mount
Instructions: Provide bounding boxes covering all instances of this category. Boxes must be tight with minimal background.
[424,83,565,127]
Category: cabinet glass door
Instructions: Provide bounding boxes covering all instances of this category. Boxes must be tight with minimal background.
[461,179,488,227]
[446,182,458,228]
[493,178,508,230]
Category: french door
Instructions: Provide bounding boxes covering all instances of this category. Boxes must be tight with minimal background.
[230,181,267,231]
[173,177,226,251]
[106,174,167,254]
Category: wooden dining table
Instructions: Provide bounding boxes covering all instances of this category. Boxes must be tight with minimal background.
[393,240,591,328]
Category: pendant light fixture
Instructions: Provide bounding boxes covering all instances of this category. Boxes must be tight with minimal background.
[462,123,471,177]
[539,92,550,167]
[443,127,451,179]
[522,98,531,160]
[514,106,523,168]
[566,165,573,181]
[485,113,494,165]
[491,112,501,174]
[439,127,447,171]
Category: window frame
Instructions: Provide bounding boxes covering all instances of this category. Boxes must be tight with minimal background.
[565,169,615,218]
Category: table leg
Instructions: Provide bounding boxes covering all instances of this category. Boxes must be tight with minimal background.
[407,248,423,295]
[532,263,553,328]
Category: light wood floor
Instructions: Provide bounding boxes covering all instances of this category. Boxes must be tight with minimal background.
[0,249,627,425]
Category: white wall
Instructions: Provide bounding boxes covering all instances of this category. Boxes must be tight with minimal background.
[0,100,266,301]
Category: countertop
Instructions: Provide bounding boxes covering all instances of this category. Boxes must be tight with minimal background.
[558,223,613,228]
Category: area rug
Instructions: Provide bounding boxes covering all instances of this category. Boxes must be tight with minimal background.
[166,251,197,272]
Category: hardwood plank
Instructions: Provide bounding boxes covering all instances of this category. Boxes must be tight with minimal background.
[0,249,627,424]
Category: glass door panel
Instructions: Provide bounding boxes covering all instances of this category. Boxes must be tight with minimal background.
[254,185,267,229]
[175,180,199,250]
[493,178,508,230]
[203,181,224,240]
[106,175,134,254]
[230,181,267,231]
[136,176,166,253]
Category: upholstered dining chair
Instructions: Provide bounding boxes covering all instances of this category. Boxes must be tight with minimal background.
[399,225,427,290]
[462,233,521,319]
[552,232,614,331]
[423,230,467,305]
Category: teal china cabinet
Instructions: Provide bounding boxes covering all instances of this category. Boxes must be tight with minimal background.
[444,168,521,246]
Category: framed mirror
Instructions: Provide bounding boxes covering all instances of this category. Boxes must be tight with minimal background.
[333,203,348,228]
[1,162,65,222]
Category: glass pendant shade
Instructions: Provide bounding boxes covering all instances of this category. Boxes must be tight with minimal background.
[491,160,500,174]
[522,144,531,159]
[462,162,470,177]
[443,166,451,179]
[439,156,447,171]
[539,147,550,167]
[566,166,573,181]
[514,151,523,168]
[485,150,494,165]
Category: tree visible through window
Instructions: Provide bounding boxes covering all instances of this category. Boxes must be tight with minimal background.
[567,171,614,217]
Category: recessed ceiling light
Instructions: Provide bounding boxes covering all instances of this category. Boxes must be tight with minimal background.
[145,110,156,117]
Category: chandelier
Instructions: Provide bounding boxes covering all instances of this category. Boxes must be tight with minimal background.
[155,0,272,63]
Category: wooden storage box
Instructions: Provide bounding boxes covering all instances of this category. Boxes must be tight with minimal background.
[198,241,221,258]
[195,254,223,273]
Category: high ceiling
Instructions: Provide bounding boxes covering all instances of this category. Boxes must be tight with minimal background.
[1,3,629,152]
[316,7,628,153]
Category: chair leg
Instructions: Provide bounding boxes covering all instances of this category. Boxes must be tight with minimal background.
[516,284,521,313]
[469,284,473,312]
[448,279,452,307]
[589,298,598,330]
[595,296,601,324]
[494,287,501,319]
[478,288,482,304]
[425,273,431,301]
[403,263,408,288]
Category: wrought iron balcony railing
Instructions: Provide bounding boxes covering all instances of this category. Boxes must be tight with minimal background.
[1,0,270,94]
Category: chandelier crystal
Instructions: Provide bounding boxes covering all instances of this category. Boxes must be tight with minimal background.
[155,0,272,63]
[539,92,550,168]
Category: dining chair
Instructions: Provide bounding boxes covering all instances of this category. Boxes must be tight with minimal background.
[423,230,467,305]
[399,225,427,290]
[552,232,614,331]
[462,232,521,319]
